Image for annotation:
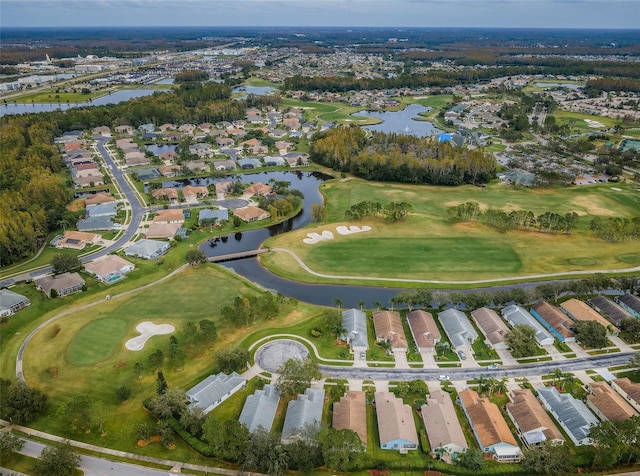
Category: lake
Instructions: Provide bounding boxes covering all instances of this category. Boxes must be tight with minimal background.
[232,85,278,98]
[146,144,177,155]
[353,104,443,137]
[0,88,160,117]
[534,82,582,91]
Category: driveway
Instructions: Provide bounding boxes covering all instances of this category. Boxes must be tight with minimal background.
[393,350,409,369]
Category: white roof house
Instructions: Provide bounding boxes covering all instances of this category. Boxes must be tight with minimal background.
[0,289,31,317]
[124,239,170,260]
[341,308,368,352]
[501,305,554,346]
[536,386,599,446]
[437,308,478,351]
[238,384,280,433]
[281,388,324,443]
[186,372,246,414]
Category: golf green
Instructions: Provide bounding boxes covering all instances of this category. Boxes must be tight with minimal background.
[67,317,128,366]
[306,236,522,276]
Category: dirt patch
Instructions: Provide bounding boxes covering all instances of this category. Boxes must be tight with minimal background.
[571,196,616,216]
[67,199,85,212]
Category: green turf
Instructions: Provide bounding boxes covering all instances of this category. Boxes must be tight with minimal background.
[305,237,522,276]
[67,317,128,366]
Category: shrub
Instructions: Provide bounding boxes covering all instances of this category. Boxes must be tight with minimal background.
[310,329,322,338]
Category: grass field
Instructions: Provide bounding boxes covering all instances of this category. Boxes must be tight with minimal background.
[261,178,640,284]
[67,317,129,366]
[554,110,619,131]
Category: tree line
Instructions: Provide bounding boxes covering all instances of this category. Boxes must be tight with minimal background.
[590,216,640,241]
[345,200,412,222]
[310,127,496,186]
[447,201,579,234]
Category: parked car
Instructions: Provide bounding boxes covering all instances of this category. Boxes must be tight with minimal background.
[488,363,499,370]
[458,350,467,360]
[360,352,366,360]
[438,375,450,381]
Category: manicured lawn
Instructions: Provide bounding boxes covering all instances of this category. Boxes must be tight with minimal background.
[261,178,640,284]
[554,110,619,130]
[67,317,129,366]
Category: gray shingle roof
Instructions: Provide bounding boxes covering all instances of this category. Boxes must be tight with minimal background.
[437,308,478,349]
[0,289,30,314]
[281,388,324,442]
[238,384,280,433]
[186,372,246,414]
[537,386,599,445]
[198,209,229,222]
[501,305,554,345]
[86,202,117,217]
[342,308,368,350]
[77,216,115,231]
[124,239,170,260]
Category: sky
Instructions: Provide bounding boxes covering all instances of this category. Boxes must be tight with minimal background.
[2,0,639,29]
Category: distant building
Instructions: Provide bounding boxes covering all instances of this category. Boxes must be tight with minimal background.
[186,372,246,414]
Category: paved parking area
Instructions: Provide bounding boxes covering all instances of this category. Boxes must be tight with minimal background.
[254,339,309,373]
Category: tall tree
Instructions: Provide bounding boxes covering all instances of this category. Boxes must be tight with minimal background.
[156,371,168,395]
[505,324,539,358]
[50,254,82,275]
[275,358,322,396]
[0,380,48,424]
[32,441,80,476]
[521,440,574,474]
[0,432,25,457]
[574,320,608,349]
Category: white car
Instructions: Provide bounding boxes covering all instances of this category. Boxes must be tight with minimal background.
[438,375,450,381]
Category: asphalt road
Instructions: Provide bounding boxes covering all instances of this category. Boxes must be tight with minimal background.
[17,439,172,476]
[320,351,637,381]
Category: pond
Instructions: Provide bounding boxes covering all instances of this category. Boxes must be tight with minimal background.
[146,144,177,155]
[0,88,161,117]
[534,82,582,91]
[232,85,278,98]
[353,103,443,137]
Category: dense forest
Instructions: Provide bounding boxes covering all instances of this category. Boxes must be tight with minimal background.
[0,118,70,265]
[310,126,496,185]
[0,83,280,265]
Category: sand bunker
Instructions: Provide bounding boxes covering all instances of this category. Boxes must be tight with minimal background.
[584,119,605,128]
[303,230,334,244]
[336,225,372,235]
[125,322,175,351]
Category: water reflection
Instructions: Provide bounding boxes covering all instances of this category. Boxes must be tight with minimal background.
[353,103,443,137]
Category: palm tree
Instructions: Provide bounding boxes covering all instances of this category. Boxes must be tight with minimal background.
[333,297,344,310]
[358,300,365,310]
[435,341,450,357]
[372,301,383,311]
[560,374,575,392]
[477,375,490,395]
[551,368,565,386]
[495,377,508,395]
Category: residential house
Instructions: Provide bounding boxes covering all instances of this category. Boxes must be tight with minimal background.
[159,123,176,132]
[76,216,115,232]
[86,202,117,218]
[244,182,273,197]
[178,123,196,134]
[114,125,134,135]
[153,209,185,224]
[233,207,270,223]
[457,388,521,462]
[151,188,179,203]
[186,372,246,414]
[341,308,368,353]
[536,386,599,446]
[281,388,324,444]
[35,272,85,298]
[407,310,440,353]
[438,308,478,353]
[611,378,640,413]
[84,193,115,206]
[237,158,262,169]
[587,296,631,327]
[184,161,210,174]
[240,138,268,155]
[333,391,367,446]
[55,231,100,250]
[502,305,555,346]
[372,310,408,352]
[73,163,101,180]
[239,384,281,433]
[421,389,468,459]
[615,294,640,318]
[144,223,182,240]
[530,301,576,343]
[135,168,160,181]
[471,307,509,350]
[506,389,564,447]
[212,159,236,171]
[560,298,618,334]
[216,137,235,148]
[198,208,229,226]
[158,164,182,177]
[125,239,170,260]
[92,125,111,137]
[0,289,31,317]
[181,185,209,201]
[84,255,135,284]
[375,391,419,452]
[264,156,286,167]
[283,153,309,167]
[124,151,149,166]
[189,143,214,158]
[586,381,638,422]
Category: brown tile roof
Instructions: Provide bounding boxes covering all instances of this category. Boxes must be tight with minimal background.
[144,222,181,239]
[245,182,273,196]
[375,391,418,446]
[153,209,184,223]
[84,255,134,278]
[233,207,270,222]
[531,301,575,339]
[612,378,640,412]
[471,307,510,346]
[458,389,518,449]
[560,298,615,330]
[182,185,209,198]
[151,188,178,200]
[506,389,564,443]
[407,310,440,349]
[373,311,408,350]
[63,230,100,242]
[332,391,367,446]
[587,382,638,422]
[85,193,115,206]
[421,389,468,453]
